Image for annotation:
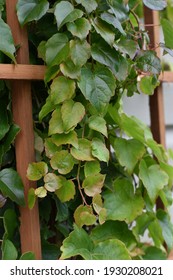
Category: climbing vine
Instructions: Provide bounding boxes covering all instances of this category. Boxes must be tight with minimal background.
[1,0,173,260]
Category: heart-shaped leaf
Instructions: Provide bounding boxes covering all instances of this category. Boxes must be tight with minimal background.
[0,169,25,206]
[17,0,49,26]
[103,178,144,222]
[139,160,169,203]
[55,1,83,30]
[50,150,75,174]
[67,18,91,40]
[55,178,76,202]
[0,18,16,63]
[79,65,116,113]
[71,139,95,161]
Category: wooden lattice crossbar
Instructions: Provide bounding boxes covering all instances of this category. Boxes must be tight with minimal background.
[0,1,173,259]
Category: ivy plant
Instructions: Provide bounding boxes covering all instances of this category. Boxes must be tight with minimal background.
[1,0,173,260]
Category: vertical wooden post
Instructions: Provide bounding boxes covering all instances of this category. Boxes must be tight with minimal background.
[143,8,166,212]
[143,7,166,147]
[6,0,42,259]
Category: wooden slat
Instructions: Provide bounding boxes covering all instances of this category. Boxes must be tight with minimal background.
[6,0,42,259]
[149,85,166,146]
[0,63,172,83]
[144,7,166,147]
[0,64,46,80]
[160,71,173,83]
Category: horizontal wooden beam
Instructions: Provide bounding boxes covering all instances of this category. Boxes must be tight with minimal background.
[0,64,173,83]
[160,71,173,83]
[0,64,46,80]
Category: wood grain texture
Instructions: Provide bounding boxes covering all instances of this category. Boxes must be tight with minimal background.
[144,7,166,147]
[0,64,46,80]
[6,0,42,259]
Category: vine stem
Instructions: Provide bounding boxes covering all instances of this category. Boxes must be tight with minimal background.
[77,161,89,206]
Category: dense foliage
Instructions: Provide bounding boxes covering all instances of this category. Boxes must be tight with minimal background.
[0,0,173,260]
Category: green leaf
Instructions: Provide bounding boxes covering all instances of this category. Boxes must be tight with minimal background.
[75,0,98,13]
[84,161,101,177]
[49,106,64,135]
[16,0,49,26]
[38,40,46,61]
[42,241,60,260]
[160,162,173,188]
[133,212,155,237]
[0,168,25,206]
[52,131,78,148]
[60,224,131,260]
[114,138,145,174]
[3,209,18,240]
[39,95,55,121]
[92,239,131,260]
[71,138,95,161]
[101,12,125,35]
[121,113,153,143]
[91,17,115,46]
[137,75,159,95]
[44,173,62,192]
[44,138,60,158]
[136,50,161,75]
[0,18,16,62]
[0,124,20,164]
[98,208,107,225]
[20,252,36,260]
[45,33,69,66]
[148,219,164,247]
[27,162,48,181]
[44,65,60,84]
[159,43,173,57]
[35,187,47,198]
[54,1,83,30]
[107,0,129,22]
[49,99,85,135]
[50,76,75,105]
[2,239,18,260]
[92,193,103,214]
[70,39,91,67]
[2,124,20,151]
[60,224,94,259]
[78,65,116,113]
[61,100,85,132]
[83,174,105,197]
[143,0,167,11]
[92,42,129,81]
[0,99,12,140]
[74,205,96,227]
[142,247,167,260]
[92,138,109,162]
[28,188,36,209]
[103,178,144,222]
[67,18,91,40]
[91,220,137,249]
[50,150,74,174]
[55,200,69,223]
[161,18,173,49]
[55,178,76,202]
[139,160,169,203]
[60,59,81,79]
[114,37,139,59]
[89,115,108,137]
[157,209,173,251]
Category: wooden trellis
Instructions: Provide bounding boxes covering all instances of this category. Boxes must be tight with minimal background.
[0,1,173,259]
